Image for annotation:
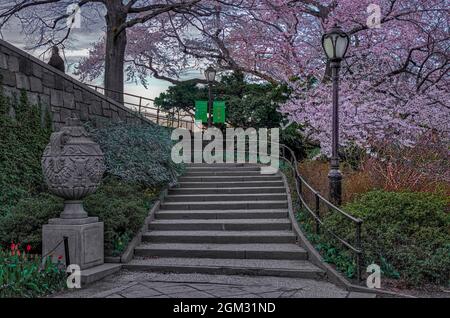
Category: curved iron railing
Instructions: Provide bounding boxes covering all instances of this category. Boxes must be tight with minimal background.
[278,143,364,281]
[87,84,195,130]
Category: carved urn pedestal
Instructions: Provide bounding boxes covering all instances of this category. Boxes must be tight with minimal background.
[41,116,105,270]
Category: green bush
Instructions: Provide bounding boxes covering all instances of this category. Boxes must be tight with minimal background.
[0,90,178,296]
[86,122,184,187]
[0,90,52,216]
[85,177,158,256]
[0,245,66,298]
[324,190,450,286]
[280,123,311,161]
[295,209,357,278]
[0,91,177,257]
[0,193,63,252]
[0,178,158,258]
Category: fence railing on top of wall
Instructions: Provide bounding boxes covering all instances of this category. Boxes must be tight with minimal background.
[87,84,195,131]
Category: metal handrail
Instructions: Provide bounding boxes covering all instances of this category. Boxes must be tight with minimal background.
[279,143,363,281]
[87,84,195,130]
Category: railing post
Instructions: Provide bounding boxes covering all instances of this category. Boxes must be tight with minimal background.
[315,192,320,234]
[63,236,70,267]
[138,97,142,114]
[177,110,181,128]
[297,176,303,209]
[355,221,363,281]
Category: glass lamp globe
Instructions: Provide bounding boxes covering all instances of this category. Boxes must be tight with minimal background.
[204,66,216,82]
[322,24,350,61]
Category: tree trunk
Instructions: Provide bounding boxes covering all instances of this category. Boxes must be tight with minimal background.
[104,1,126,104]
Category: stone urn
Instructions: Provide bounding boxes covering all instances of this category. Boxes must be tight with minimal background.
[42,115,105,219]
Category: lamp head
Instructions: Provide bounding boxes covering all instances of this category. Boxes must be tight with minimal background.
[204,66,216,82]
[321,24,350,62]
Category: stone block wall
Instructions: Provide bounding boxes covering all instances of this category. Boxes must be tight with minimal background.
[0,39,148,131]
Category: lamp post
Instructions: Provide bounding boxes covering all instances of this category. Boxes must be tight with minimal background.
[321,24,350,206]
[204,66,216,128]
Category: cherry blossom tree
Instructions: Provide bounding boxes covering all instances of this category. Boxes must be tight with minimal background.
[277,0,449,154]
[144,0,449,154]
[79,0,448,153]
[1,0,448,153]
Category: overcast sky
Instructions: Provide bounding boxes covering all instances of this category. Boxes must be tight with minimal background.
[0,14,204,103]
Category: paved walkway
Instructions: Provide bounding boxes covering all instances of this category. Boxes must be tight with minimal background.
[52,270,373,298]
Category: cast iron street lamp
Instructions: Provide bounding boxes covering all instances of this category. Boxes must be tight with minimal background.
[204,66,216,127]
[321,24,350,206]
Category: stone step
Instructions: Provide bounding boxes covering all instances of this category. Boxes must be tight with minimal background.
[186,167,261,173]
[160,200,288,210]
[179,175,281,182]
[155,209,289,220]
[123,258,324,279]
[178,180,284,188]
[164,193,287,202]
[148,219,291,231]
[134,243,307,260]
[168,187,286,195]
[142,230,296,244]
[186,163,260,168]
[184,171,263,177]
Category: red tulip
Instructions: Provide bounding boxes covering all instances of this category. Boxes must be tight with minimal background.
[10,243,15,251]
[58,255,63,260]
[26,244,31,252]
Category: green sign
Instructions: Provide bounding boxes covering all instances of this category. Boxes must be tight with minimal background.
[195,100,226,124]
[195,100,208,123]
[213,101,226,124]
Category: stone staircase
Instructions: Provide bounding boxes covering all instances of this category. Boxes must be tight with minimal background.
[124,163,325,279]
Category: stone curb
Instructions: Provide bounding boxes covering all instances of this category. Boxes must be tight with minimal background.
[80,263,123,286]
[118,183,173,264]
[120,200,161,263]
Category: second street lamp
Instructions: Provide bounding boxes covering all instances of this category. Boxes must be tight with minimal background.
[321,24,350,206]
[204,66,216,128]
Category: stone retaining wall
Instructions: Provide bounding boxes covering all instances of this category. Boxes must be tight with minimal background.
[0,39,148,130]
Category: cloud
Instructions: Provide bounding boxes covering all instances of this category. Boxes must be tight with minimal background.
[64,48,90,58]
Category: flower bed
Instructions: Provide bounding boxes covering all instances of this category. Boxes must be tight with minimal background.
[0,243,66,298]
